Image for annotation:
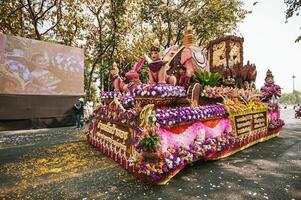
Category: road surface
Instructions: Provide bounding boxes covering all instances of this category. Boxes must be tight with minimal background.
[0,109,300,200]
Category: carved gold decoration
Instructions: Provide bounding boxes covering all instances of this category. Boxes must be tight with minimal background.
[109,97,125,112]
[237,127,267,140]
[96,132,127,152]
[212,41,226,67]
[229,41,241,66]
[129,128,137,157]
[97,121,128,142]
[139,104,155,127]
[229,110,268,136]
[207,36,244,74]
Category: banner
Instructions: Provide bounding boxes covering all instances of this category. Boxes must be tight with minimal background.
[232,111,268,135]
[0,33,84,95]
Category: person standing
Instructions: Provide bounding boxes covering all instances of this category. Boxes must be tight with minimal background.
[74,98,84,129]
[84,98,94,121]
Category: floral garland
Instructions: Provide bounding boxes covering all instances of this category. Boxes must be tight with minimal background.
[132,132,237,181]
[101,84,186,107]
[120,95,136,107]
[131,84,187,98]
[96,102,228,128]
[98,92,230,128]
[155,104,228,127]
[101,84,186,100]
[101,91,122,99]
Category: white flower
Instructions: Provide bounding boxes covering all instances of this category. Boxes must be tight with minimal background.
[128,157,136,166]
[198,130,205,141]
[165,159,173,169]
[151,116,157,122]
[175,157,181,166]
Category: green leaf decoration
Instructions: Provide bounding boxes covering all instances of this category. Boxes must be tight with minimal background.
[140,135,160,151]
[195,69,222,87]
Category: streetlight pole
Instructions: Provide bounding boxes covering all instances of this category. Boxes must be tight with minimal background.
[292,75,296,92]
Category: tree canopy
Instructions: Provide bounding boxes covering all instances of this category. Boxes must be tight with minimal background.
[0,0,247,100]
[285,0,301,42]
[280,90,301,104]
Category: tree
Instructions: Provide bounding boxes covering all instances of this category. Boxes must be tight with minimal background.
[0,0,87,44]
[83,0,128,97]
[0,0,248,98]
[140,0,246,48]
[0,1,28,37]
[0,0,63,40]
[280,90,301,104]
[54,0,87,46]
[285,0,301,42]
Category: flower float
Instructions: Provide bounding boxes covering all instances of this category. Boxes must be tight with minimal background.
[87,35,284,184]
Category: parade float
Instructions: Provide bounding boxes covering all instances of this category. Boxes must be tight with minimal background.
[86,26,284,184]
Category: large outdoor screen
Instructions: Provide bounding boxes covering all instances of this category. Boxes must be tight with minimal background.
[0,34,84,95]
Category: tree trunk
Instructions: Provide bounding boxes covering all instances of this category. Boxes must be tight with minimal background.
[107,71,111,91]
[87,57,100,97]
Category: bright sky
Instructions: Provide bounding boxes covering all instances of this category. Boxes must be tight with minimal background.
[238,0,301,93]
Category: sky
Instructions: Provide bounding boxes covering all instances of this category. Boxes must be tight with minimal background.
[238,0,301,93]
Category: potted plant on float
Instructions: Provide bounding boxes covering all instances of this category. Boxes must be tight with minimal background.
[139,114,161,161]
[194,69,222,87]
[193,69,223,105]
[140,133,160,159]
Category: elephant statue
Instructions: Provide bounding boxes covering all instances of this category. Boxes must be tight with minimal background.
[163,25,208,88]
[163,45,208,88]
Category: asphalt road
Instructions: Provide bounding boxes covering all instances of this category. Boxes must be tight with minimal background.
[0,109,300,200]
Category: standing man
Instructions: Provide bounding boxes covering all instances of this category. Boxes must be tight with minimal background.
[84,98,94,121]
[74,97,84,129]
